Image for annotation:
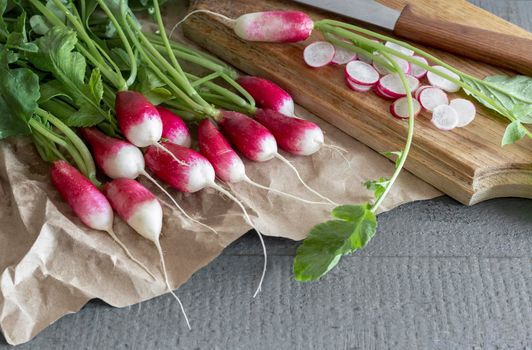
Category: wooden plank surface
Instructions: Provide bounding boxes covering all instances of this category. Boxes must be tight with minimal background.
[183,0,532,206]
[1,2,531,349]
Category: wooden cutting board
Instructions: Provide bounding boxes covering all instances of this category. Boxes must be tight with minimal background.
[183,0,532,205]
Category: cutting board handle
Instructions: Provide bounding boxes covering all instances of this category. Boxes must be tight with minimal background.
[394,4,532,75]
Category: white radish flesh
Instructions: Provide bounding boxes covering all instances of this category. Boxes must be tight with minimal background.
[427,65,461,92]
[418,87,449,112]
[410,56,429,79]
[390,97,422,119]
[385,41,415,56]
[415,85,431,100]
[432,105,459,130]
[346,78,373,92]
[373,55,410,75]
[331,45,357,65]
[345,61,380,86]
[450,99,477,127]
[303,41,335,68]
[378,74,420,99]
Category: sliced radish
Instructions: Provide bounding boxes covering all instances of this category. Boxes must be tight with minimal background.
[390,97,422,119]
[303,41,335,68]
[373,84,396,100]
[450,98,476,127]
[345,61,379,86]
[331,45,357,65]
[373,55,410,75]
[427,66,461,92]
[415,85,431,100]
[410,56,429,79]
[432,105,459,130]
[378,73,420,99]
[418,87,449,112]
[385,41,415,56]
[345,78,372,92]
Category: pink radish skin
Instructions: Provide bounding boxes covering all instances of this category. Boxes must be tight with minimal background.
[51,160,113,231]
[81,128,144,180]
[345,61,379,86]
[450,99,477,127]
[415,85,431,100]
[304,41,336,68]
[346,78,373,92]
[115,91,163,148]
[390,97,422,119]
[254,109,324,156]
[103,178,191,329]
[237,76,295,116]
[157,106,192,147]
[374,84,397,100]
[418,87,449,112]
[234,11,313,43]
[378,74,420,99]
[218,111,277,162]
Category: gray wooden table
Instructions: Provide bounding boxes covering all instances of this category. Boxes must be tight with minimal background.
[2,1,531,349]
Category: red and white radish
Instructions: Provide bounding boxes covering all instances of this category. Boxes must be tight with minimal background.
[418,87,449,112]
[234,11,314,43]
[431,105,459,130]
[378,74,420,99]
[157,106,192,147]
[390,97,422,119]
[410,56,429,79]
[331,45,357,65]
[81,128,217,235]
[50,160,155,279]
[303,41,335,68]
[374,83,397,100]
[103,178,191,329]
[346,78,372,93]
[237,76,295,116]
[345,60,379,86]
[373,55,410,75]
[414,85,431,100]
[144,142,268,297]
[450,98,476,127]
[384,41,415,56]
[427,65,461,92]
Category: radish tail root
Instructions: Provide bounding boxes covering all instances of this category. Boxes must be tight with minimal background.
[321,143,351,168]
[169,9,236,38]
[142,171,219,235]
[210,182,267,298]
[154,142,190,167]
[274,153,339,206]
[106,228,158,280]
[243,176,332,206]
[155,241,192,330]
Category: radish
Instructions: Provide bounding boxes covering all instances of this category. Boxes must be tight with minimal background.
[358,40,380,64]
[303,41,335,68]
[346,78,372,93]
[198,119,330,205]
[427,65,461,92]
[50,160,155,279]
[384,41,414,56]
[331,45,357,65]
[410,56,429,79]
[431,105,459,130]
[157,106,192,147]
[373,55,410,75]
[237,76,295,116]
[415,85,431,100]
[81,128,217,235]
[345,61,379,86]
[418,87,449,112]
[144,142,268,297]
[390,97,422,119]
[450,98,476,127]
[103,178,191,329]
[378,74,420,99]
[374,83,397,100]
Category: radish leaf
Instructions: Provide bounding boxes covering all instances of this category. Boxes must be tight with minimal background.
[293,204,376,282]
[502,121,526,146]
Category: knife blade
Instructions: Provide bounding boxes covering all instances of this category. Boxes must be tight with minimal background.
[292,0,401,31]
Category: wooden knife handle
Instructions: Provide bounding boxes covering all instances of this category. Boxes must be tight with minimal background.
[394,4,532,75]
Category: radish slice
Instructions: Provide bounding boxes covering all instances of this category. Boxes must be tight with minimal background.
[373,55,410,75]
[390,97,422,119]
[345,61,379,86]
[450,98,476,127]
[374,84,397,100]
[432,105,459,130]
[303,41,335,68]
[427,65,461,92]
[378,74,420,99]
[385,41,415,56]
[415,85,431,100]
[410,56,429,79]
[346,78,372,92]
[418,87,449,112]
[331,46,357,65]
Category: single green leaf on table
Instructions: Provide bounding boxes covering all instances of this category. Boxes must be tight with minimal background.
[293,204,377,282]
[502,121,527,146]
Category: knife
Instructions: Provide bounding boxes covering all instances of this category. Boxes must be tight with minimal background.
[293,0,532,75]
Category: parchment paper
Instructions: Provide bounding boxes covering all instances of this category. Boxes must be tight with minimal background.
[0,3,441,345]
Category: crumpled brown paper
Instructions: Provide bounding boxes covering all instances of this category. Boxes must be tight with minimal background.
[0,3,441,345]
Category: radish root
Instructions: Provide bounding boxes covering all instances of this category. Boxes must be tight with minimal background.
[154,240,192,330]
[106,227,157,280]
[275,153,338,206]
[170,10,236,38]
[210,182,267,298]
[321,143,351,168]
[154,142,189,167]
[142,171,219,235]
